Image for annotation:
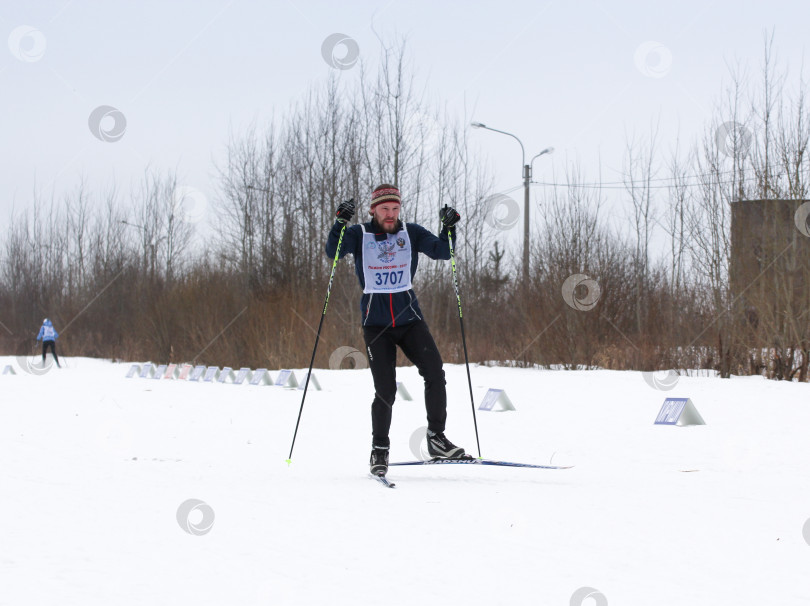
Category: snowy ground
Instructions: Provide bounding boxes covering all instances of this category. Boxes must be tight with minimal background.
[1,355,809,606]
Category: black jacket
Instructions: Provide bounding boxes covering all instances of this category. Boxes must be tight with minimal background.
[325,218,455,327]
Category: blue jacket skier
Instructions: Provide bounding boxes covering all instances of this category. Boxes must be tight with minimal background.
[325,183,465,477]
[36,318,61,368]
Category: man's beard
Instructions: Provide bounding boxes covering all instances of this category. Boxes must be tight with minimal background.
[375,216,399,233]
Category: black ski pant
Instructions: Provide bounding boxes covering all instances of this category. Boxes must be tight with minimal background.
[42,340,60,365]
[363,320,446,448]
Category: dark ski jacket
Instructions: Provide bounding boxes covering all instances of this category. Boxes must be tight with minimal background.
[325,218,455,327]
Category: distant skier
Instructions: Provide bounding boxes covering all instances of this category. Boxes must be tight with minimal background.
[325,184,466,477]
[36,318,61,368]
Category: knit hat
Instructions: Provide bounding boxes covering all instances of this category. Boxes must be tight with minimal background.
[369,184,401,214]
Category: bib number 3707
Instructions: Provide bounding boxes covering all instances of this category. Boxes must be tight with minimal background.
[374,270,405,286]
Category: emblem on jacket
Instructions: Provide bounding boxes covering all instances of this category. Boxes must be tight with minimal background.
[377,241,396,263]
[396,237,406,248]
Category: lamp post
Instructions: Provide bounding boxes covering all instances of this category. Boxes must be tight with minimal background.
[471,122,553,286]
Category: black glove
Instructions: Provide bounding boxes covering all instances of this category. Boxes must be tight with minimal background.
[439,204,460,229]
[336,198,355,224]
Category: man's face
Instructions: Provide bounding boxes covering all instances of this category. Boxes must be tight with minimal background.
[373,203,401,233]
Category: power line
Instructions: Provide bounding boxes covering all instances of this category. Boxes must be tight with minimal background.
[530,165,810,191]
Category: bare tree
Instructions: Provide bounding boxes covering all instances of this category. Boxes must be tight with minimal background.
[623,120,660,335]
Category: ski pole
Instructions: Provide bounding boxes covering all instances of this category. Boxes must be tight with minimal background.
[446,225,482,459]
[286,204,351,464]
[58,339,67,368]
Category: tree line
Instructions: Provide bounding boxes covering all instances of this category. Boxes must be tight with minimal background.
[1,37,808,380]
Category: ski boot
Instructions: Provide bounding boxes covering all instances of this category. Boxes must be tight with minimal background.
[369,445,389,476]
[426,430,468,459]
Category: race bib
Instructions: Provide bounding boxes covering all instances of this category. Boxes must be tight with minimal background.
[361,225,413,294]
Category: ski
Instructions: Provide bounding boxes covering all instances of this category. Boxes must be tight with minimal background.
[389,457,572,470]
[369,473,396,488]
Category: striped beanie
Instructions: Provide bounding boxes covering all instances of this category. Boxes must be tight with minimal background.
[369,184,401,214]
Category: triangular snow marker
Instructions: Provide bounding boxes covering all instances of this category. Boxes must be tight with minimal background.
[218,367,236,383]
[233,367,252,385]
[249,368,273,385]
[203,366,220,382]
[125,364,141,378]
[188,365,207,382]
[297,371,321,391]
[654,397,706,426]
[275,369,299,388]
[478,388,516,412]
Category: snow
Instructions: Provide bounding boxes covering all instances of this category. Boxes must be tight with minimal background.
[2,357,809,605]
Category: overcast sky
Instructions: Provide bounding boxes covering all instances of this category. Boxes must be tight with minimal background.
[1,0,807,238]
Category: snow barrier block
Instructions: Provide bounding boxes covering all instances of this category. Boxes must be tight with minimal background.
[275,369,299,388]
[188,365,207,382]
[249,368,273,385]
[297,371,321,391]
[233,367,252,385]
[177,364,193,380]
[139,364,155,379]
[478,388,516,412]
[218,367,235,383]
[654,397,706,426]
[203,366,220,382]
[163,364,179,380]
[3,365,16,375]
[125,364,140,378]
[152,364,168,379]
[396,381,413,401]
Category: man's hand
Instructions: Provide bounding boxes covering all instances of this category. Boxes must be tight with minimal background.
[336,199,355,224]
[439,204,460,229]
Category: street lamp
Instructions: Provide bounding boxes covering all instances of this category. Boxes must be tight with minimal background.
[471,122,553,286]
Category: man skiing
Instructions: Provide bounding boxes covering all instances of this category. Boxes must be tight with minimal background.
[325,183,466,477]
[36,318,61,368]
